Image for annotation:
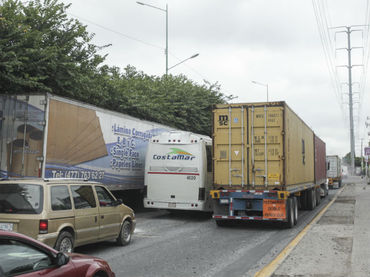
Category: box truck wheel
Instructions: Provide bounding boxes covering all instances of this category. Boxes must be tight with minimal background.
[283,198,294,228]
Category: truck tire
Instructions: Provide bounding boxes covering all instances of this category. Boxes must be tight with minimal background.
[283,198,294,228]
[315,187,321,206]
[293,197,298,225]
[307,188,316,210]
[300,191,307,210]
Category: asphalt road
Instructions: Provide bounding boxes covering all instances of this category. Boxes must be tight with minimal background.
[75,190,337,277]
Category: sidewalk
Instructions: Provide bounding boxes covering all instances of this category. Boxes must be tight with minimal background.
[272,176,370,277]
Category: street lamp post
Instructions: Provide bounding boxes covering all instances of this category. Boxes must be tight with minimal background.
[168,53,199,71]
[137,1,168,75]
[251,80,269,102]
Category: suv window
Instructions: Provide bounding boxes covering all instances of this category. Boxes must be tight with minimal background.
[95,186,115,207]
[51,186,72,211]
[0,184,43,214]
[71,185,96,209]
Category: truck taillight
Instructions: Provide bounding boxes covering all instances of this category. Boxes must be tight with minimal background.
[39,220,48,234]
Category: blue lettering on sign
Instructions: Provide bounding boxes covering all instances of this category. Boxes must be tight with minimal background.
[110,124,154,171]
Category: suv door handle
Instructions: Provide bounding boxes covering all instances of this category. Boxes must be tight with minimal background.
[101,215,104,219]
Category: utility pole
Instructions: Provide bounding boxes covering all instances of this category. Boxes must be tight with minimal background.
[361,138,364,176]
[333,25,365,175]
[345,26,356,175]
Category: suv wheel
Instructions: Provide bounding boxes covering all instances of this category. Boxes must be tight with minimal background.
[55,231,74,253]
[117,220,132,246]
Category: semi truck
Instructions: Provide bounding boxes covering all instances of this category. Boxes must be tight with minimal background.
[0,94,174,194]
[326,155,342,188]
[210,101,327,228]
[144,131,213,211]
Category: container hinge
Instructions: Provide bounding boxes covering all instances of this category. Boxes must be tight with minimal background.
[38,121,46,126]
[36,156,44,162]
[231,168,240,172]
[40,99,47,105]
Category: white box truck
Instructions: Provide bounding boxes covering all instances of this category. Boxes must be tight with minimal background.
[0,94,174,192]
[326,155,342,188]
[144,131,213,211]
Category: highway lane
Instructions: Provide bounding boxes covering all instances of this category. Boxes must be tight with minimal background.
[75,190,337,277]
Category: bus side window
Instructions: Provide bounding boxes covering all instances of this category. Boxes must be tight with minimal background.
[206,145,212,172]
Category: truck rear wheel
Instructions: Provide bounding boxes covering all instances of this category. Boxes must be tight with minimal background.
[315,187,321,206]
[299,191,307,210]
[293,197,298,225]
[307,188,316,210]
[283,198,294,228]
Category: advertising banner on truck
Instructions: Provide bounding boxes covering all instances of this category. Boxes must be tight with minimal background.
[0,95,172,190]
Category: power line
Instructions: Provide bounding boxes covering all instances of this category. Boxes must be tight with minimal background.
[67,12,164,50]
[67,12,209,82]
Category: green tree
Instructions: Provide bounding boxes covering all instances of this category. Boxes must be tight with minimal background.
[343,152,361,167]
[0,0,109,96]
[0,0,231,137]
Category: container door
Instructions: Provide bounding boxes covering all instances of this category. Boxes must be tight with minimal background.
[0,95,46,178]
[214,105,254,188]
[248,105,284,190]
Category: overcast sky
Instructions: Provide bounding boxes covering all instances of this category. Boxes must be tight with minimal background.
[61,0,370,158]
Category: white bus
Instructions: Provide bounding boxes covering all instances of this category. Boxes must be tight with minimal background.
[144,131,212,211]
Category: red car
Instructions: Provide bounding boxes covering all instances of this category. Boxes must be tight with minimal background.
[0,230,115,277]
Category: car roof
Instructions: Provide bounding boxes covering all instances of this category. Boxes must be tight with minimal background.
[0,178,101,185]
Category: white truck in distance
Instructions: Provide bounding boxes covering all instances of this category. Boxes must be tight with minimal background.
[144,131,212,211]
[327,155,342,188]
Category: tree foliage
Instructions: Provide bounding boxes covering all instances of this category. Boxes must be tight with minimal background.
[343,152,361,167]
[0,0,230,136]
